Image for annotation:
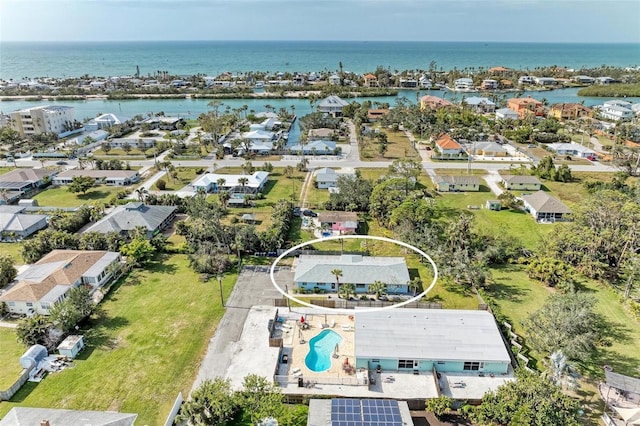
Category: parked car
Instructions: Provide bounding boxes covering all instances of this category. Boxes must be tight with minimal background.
[302,210,317,217]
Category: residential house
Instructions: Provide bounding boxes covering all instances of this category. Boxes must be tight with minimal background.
[142,116,185,130]
[363,73,379,87]
[0,250,121,316]
[489,66,511,76]
[399,78,418,88]
[83,202,177,238]
[600,100,634,121]
[192,171,270,194]
[314,168,354,189]
[0,407,136,426]
[467,141,507,157]
[419,76,432,88]
[548,103,593,120]
[501,175,542,191]
[434,134,464,156]
[495,108,519,120]
[84,113,128,131]
[0,205,48,240]
[0,168,57,196]
[53,170,140,186]
[316,211,359,235]
[308,128,336,140]
[367,109,390,122]
[454,78,474,91]
[294,254,411,294]
[521,191,570,222]
[9,105,76,137]
[288,140,336,155]
[518,76,535,85]
[433,175,481,192]
[354,309,512,375]
[534,77,557,86]
[317,95,349,117]
[597,77,616,85]
[547,142,597,158]
[420,95,454,111]
[507,96,545,119]
[328,74,341,85]
[481,79,499,90]
[573,75,596,84]
[463,96,496,113]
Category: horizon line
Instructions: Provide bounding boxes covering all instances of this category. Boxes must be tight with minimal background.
[2,39,639,45]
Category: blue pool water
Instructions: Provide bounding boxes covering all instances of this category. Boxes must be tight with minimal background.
[305,329,343,373]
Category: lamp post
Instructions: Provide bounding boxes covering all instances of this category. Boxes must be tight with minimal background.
[217,273,225,307]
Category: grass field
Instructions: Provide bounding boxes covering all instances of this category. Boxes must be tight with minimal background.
[0,328,25,390]
[360,127,419,161]
[159,167,205,191]
[32,185,129,208]
[0,254,235,425]
[0,242,25,264]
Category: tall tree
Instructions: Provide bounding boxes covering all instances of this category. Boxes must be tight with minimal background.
[237,375,284,424]
[68,175,95,195]
[331,268,343,295]
[176,378,237,426]
[0,255,17,288]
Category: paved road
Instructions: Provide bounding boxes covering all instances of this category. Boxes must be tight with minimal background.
[191,265,291,391]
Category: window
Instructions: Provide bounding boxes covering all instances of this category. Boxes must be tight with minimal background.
[8,302,15,306]
[463,362,484,371]
[398,359,415,369]
[26,302,33,307]
[41,303,50,310]
[437,361,445,365]
[356,284,365,289]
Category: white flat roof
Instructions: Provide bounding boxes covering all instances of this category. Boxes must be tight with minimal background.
[354,309,511,364]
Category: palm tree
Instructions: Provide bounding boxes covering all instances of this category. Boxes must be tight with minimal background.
[219,190,231,209]
[369,281,388,300]
[331,268,343,295]
[339,283,355,300]
[408,277,422,296]
[216,178,226,193]
[238,177,249,195]
[135,187,148,202]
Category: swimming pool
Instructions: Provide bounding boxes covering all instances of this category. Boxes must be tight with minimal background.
[305,329,343,372]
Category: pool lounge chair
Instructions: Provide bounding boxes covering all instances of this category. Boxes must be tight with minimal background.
[329,319,336,328]
[318,321,325,329]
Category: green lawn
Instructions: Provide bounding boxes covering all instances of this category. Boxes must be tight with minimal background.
[33,185,129,208]
[0,242,24,264]
[360,126,419,161]
[0,328,25,390]
[0,254,235,425]
[159,167,205,191]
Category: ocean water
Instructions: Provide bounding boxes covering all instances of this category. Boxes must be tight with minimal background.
[1,41,639,80]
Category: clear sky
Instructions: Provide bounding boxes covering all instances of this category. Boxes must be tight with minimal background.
[1,0,639,43]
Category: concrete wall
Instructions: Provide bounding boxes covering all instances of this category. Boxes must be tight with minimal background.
[355,358,509,374]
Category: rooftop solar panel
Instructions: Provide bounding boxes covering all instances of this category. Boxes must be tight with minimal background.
[331,399,402,426]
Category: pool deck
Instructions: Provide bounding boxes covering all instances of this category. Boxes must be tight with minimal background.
[221,306,510,401]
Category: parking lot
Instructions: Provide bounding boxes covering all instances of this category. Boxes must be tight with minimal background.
[191,264,293,390]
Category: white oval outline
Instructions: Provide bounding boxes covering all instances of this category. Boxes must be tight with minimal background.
[269,235,438,314]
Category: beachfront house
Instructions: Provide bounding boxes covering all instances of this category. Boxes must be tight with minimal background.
[293,254,410,294]
[433,175,481,192]
[354,309,512,374]
[501,175,542,191]
[53,170,140,186]
[454,78,474,91]
[480,79,499,90]
[0,206,48,240]
[84,113,128,131]
[522,191,571,222]
[83,202,177,239]
[0,250,121,316]
[434,134,464,157]
[363,73,379,88]
[317,95,349,117]
[192,171,270,194]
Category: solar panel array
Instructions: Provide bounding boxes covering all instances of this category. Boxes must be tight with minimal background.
[331,399,402,426]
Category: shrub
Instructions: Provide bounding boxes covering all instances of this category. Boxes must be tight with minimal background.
[155,179,167,190]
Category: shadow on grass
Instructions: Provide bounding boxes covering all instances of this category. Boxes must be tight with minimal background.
[78,315,131,359]
[8,381,39,403]
[78,190,113,201]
